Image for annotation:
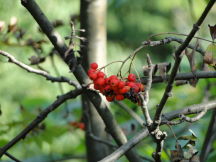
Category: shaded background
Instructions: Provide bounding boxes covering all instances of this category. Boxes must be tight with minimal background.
[0,0,216,161]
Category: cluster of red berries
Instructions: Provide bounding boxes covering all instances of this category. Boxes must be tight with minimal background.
[88,63,145,103]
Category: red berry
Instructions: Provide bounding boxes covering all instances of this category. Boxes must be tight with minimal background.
[110,79,119,87]
[119,86,130,94]
[90,62,98,69]
[118,81,126,88]
[109,75,118,80]
[105,78,110,84]
[106,95,115,102]
[136,83,145,91]
[104,85,111,91]
[97,71,105,78]
[89,72,97,80]
[127,82,136,87]
[88,69,96,75]
[131,84,139,93]
[94,84,100,90]
[115,94,124,101]
[128,73,136,82]
[112,86,119,94]
[95,78,105,86]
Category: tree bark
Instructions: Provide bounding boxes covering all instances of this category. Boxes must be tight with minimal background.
[80,0,110,161]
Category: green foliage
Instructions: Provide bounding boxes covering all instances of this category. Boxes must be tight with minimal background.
[0,0,216,161]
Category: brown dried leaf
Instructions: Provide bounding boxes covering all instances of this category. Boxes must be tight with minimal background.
[29,56,45,65]
[157,62,171,80]
[7,17,17,33]
[175,80,188,86]
[52,20,64,28]
[204,43,216,68]
[171,142,184,162]
[185,48,196,73]
[208,24,216,41]
[143,64,157,76]
[189,78,198,87]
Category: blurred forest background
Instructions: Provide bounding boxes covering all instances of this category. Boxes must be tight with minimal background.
[0,0,216,161]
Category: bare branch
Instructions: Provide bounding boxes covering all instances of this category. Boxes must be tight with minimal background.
[142,37,205,56]
[3,152,21,162]
[85,90,142,162]
[99,129,149,162]
[153,136,165,162]
[179,108,207,123]
[162,100,216,122]
[0,88,83,157]
[101,100,216,161]
[141,71,216,84]
[154,0,216,123]
[139,54,153,126]
[21,0,77,70]
[0,50,80,88]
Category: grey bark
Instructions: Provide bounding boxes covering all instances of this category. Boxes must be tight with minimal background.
[80,0,111,161]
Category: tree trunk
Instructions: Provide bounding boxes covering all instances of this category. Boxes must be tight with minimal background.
[80,0,111,161]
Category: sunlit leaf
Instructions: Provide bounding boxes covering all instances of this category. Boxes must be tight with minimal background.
[204,43,216,68]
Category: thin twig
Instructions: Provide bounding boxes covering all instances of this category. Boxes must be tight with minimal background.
[179,108,207,123]
[0,50,80,88]
[21,1,142,161]
[139,55,166,162]
[162,101,216,122]
[3,152,21,162]
[87,132,117,149]
[114,101,144,127]
[139,54,153,126]
[98,129,149,162]
[0,89,83,157]
[50,54,70,115]
[142,37,205,56]
[100,100,216,161]
[154,0,216,124]
[141,71,216,84]
[148,32,214,43]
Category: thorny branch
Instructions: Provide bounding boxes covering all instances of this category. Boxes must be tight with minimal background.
[0,88,84,157]
[0,50,80,88]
